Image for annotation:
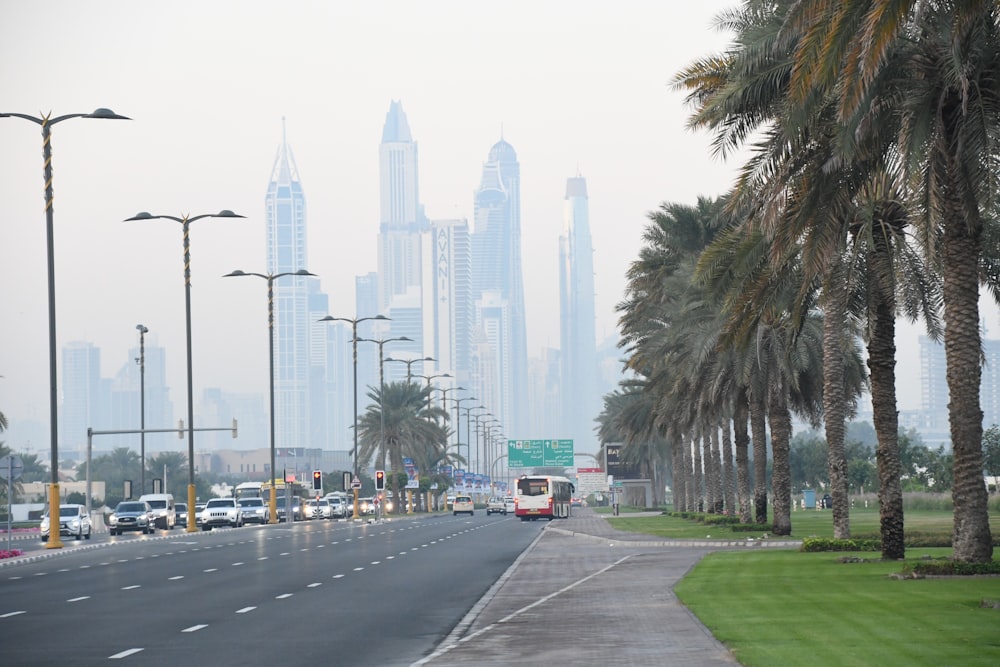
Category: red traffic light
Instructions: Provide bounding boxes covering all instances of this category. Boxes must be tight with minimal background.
[312,470,323,491]
[375,470,385,490]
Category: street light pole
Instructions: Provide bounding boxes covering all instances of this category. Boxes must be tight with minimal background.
[385,356,434,384]
[453,396,477,465]
[224,269,315,524]
[127,209,245,532]
[2,107,129,549]
[136,324,148,495]
[318,314,389,519]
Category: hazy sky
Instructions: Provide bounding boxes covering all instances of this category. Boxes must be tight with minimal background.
[2,1,997,443]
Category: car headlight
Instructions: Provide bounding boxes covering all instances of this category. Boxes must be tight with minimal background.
[109,515,118,525]
[69,519,80,528]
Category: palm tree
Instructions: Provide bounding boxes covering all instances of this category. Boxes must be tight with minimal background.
[787,0,999,562]
[357,381,449,513]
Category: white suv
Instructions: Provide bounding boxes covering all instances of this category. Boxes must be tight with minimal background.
[40,504,92,541]
[201,498,243,530]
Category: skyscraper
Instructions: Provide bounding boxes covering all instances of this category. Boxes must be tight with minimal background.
[265,120,313,450]
[378,100,426,310]
[60,341,103,457]
[559,174,600,450]
[472,137,529,436]
[421,218,472,381]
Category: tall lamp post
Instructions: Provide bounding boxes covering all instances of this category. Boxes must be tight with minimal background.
[318,314,389,519]
[136,324,148,495]
[415,372,452,412]
[355,336,411,472]
[2,107,129,549]
[384,356,434,384]
[461,405,486,473]
[452,396,477,466]
[127,209,245,532]
[224,268,316,524]
[473,411,493,477]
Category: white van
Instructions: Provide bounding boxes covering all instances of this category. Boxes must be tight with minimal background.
[138,493,176,530]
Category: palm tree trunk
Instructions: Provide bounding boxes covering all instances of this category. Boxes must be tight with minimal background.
[941,194,993,562]
[822,266,852,539]
[682,434,694,513]
[734,396,752,523]
[768,397,793,536]
[721,418,736,516]
[869,226,904,559]
[704,428,718,513]
[670,439,685,511]
[750,392,769,524]
[693,434,704,512]
[710,425,724,513]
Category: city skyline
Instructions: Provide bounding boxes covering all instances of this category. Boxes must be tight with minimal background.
[2,2,998,457]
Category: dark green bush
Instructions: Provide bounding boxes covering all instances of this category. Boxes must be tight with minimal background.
[903,560,1000,576]
[801,537,881,552]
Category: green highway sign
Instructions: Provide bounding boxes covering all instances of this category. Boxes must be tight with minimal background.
[508,439,574,467]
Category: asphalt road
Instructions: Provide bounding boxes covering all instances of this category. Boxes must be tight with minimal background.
[0,514,544,666]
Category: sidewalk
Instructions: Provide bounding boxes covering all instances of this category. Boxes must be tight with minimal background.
[415,508,799,666]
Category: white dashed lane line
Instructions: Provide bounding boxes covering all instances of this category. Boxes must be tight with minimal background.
[182,624,207,633]
[121,585,140,590]
[67,596,89,602]
[275,593,293,599]
[109,648,144,659]
[236,606,256,614]
[1,611,26,618]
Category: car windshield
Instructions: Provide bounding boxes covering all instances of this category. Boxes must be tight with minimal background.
[318,500,329,506]
[145,500,167,509]
[206,499,233,508]
[239,499,264,507]
[456,497,472,503]
[176,504,187,512]
[117,503,146,513]
[49,505,81,517]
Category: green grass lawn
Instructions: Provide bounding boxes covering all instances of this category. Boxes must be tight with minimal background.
[675,549,1000,666]
[601,505,1000,541]
[603,507,1000,665]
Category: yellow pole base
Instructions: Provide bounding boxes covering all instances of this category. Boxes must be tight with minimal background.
[186,484,199,532]
[45,483,64,549]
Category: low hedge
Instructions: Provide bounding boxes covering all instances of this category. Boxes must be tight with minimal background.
[903,559,1000,576]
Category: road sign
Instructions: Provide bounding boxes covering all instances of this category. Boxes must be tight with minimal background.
[507,439,574,467]
[351,475,362,489]
[0,455,24,482]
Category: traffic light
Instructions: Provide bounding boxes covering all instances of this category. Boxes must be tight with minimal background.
[375,470,385,491]
[312,470,323,491]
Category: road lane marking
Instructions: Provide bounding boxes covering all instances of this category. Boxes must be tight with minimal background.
[258,557,269,561]
[236,607,256,614]
[109,648,144,659]
[307,583,322,588]
[182,624,207,633]
[67,596,89,602]
[204,568,218,573]
[168,576,184,580]
[1,611,26,618]
[275,593,293,599]
[232,562,244,566]
[333,574,345,579]
[121,585,141,590]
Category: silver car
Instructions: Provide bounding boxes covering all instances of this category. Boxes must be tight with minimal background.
[40,503,93,541]
[237,497,269,524]
[109,501,155,536]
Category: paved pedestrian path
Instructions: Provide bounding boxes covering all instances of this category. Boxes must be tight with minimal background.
[415,508,799,666]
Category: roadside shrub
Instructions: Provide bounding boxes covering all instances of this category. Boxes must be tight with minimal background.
[903,560,1000,576]
[731,523,771,533]
[801,537,881,552]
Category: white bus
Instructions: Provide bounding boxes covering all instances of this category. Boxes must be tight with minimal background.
[514,475,574,521]
[233,481,264,500]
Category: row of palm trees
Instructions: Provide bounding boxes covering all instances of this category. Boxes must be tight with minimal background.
[600,0,997,563]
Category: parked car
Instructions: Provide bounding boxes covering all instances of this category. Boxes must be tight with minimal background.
[486,496,507,515]
[175,502,189,528]
[452,495,474,516]
[40,503,92,542]
[237,497,269,524]
[201,497,243,530]
[109,501,155,536]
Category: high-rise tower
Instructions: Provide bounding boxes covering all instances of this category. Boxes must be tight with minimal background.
[558,174,600,450]
[378,101,426,310]
[472,137,529,436]
[265,120,313,450]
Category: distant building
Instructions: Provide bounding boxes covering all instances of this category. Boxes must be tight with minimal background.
[60,341,103,459]
[472,137,529,437]
[558,174,601,451]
